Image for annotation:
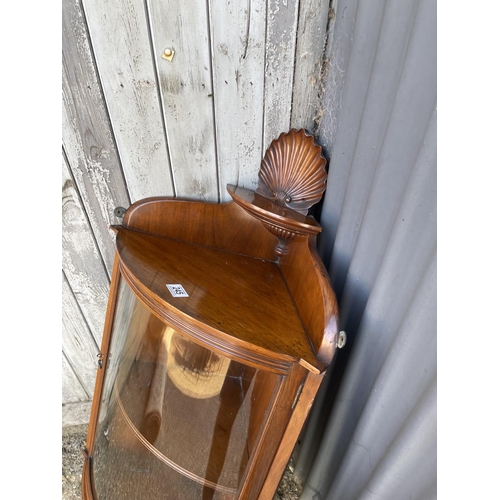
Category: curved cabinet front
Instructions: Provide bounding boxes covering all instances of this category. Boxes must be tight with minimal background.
[90,278,282,500]
[83,131,339,500]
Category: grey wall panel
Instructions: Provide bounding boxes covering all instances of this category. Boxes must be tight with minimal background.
[323,253,436,499]
[354,379,437,500]
[297,0,436,498]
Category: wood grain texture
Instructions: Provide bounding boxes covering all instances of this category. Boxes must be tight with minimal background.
[256,129,327,214]
[210,0,266,200]
[147,0,219,201]
[258,371,324,498]
[62,0,131,273]
[227,185,322,257]
[62,352,88,403]
[81,0,175,201]
[62,155,110,344]
[290,0,331,132]
[116,227,321,373]
[123,197,279,261]
[279,235,339,365]
[62,400,93,427]
[62,272,100,399]
[263,0,300,150]
[227,186,322,235]
[239,364,306,499]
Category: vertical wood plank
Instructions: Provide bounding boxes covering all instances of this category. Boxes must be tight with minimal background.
[62,155,110,342]
[147,0,219,202]
[290,0,331,133]
[210,0,267,199]
[62,353,89,403]
[81,0,175,201]
[62,0,130,273]
[263,0,300,150]
[62,273,100,399]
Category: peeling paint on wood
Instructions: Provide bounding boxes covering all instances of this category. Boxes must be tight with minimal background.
[291,0,332,133]
[81,0,175,201]
[62,353,88,403]
[263,0,300,150]
[62,401,93,427]
[62,155,110,343]
[148,0,219,201]
[62,0,131,273]
[210,0,266,200]
[62,272,100,399]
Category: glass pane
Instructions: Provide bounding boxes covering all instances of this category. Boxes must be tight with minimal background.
[93,279,281,499]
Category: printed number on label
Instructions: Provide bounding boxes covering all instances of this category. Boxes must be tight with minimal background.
[166,284,189,297]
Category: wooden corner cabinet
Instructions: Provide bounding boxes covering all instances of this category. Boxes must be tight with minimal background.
[82,129,340,500]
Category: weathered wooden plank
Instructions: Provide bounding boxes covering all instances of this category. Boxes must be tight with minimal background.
[147,0,219,201]
[62,401,93,428]
[263,0,300,150]
[290,0,331,133]
[81,0,175,201]
[62,155,109,342]
[62,0,130,273]
[62,272,100,399]
[316,0,358,155]
[62,353,89,403]
[210,0,267,200]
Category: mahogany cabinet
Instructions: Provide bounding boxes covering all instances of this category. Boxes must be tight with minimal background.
[82,129,341,500]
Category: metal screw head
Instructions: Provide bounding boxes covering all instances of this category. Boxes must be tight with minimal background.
[162,48,175,61]
[114,206,126,218]
[337,331,347,349]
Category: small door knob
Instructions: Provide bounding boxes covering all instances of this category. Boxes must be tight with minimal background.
[337,331,347,349]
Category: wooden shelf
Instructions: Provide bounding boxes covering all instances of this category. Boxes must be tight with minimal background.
[116,227,321,372]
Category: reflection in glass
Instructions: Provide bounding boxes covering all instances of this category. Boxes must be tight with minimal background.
[93,279,280,499]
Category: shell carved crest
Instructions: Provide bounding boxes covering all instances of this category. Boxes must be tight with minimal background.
[256,129,327,215]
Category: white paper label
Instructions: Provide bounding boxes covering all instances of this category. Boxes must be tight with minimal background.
[166,284,189,297]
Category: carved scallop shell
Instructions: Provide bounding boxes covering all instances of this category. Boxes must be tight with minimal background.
[256,129,327,215]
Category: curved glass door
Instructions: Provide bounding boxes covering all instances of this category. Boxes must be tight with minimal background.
[93,278,281,499]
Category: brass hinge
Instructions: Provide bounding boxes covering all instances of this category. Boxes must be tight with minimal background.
[292,383,304,410]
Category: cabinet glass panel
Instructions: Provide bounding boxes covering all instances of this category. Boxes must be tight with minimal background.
[93,278,281,499]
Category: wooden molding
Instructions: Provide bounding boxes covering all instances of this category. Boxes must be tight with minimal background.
[227,185,321,257]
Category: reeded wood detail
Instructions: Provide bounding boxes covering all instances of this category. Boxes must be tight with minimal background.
[256,129,327,215]
[227,185,322,258]
[260,223,296,256]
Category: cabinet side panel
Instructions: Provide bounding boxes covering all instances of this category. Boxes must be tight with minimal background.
[279,235,339,364]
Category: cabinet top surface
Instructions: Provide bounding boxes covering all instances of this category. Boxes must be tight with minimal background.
[116,228,320,371]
